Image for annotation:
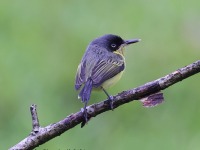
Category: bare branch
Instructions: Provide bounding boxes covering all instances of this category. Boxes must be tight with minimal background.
[9,60,200,150]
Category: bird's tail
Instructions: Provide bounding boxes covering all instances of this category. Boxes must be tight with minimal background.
[79,78,93,127]
[79,78,93,103]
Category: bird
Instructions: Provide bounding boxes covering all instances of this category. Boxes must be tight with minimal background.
[75,34,140,127]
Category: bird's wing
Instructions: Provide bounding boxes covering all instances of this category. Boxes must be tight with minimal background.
[75,61,86,90]
[75,50,97,90]
[91,57,125,87]
[75,45,125,90]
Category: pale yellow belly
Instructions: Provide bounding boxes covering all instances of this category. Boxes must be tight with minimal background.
[94,71,124,90]
[94,49,125,91]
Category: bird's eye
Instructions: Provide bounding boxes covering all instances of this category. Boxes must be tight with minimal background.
[111,44,117,48]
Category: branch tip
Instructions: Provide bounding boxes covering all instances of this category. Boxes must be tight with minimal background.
[30,104,40,133]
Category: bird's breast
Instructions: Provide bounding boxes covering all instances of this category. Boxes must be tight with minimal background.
[93,71,124,91]
[96,71,124,90]
[101,52,125,89]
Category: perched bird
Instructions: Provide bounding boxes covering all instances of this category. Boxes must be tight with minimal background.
[75,34,140,126]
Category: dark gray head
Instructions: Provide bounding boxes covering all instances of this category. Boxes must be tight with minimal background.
[91,34,140,52]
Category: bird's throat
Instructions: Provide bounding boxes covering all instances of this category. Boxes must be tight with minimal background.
[114,47,125,57]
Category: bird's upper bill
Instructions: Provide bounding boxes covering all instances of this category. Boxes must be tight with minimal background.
[117,38,141,55]
[125,39,141,45]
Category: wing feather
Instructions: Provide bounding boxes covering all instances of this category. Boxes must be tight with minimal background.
[91,58,124,87]
[75,45,125,90]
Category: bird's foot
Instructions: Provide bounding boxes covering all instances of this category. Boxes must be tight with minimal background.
[101,86,114,110]
[80,108,88,128]
[108,95,114,110]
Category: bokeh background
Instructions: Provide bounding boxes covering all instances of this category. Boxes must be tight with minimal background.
[1,0,200,149]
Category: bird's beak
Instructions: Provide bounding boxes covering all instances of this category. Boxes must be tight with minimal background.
[125,39,141,45]
[117,38,141,55]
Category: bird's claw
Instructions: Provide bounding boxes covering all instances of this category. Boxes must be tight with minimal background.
[108,95,114,110]
[81,108,88,128]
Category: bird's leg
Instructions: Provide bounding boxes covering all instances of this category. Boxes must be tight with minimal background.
[101,87,114,110]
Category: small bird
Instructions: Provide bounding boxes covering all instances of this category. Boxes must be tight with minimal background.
[75,34,140,126]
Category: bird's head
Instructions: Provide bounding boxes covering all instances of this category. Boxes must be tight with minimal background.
[91,34,140,55]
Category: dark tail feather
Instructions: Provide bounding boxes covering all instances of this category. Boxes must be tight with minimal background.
[79,79,93,127]
[79,78,93,103]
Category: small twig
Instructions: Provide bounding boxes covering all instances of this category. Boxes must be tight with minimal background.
[9,60,200,150]
[30,104,40,133]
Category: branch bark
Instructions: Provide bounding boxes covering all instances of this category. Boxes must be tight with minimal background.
[9,60,200,150]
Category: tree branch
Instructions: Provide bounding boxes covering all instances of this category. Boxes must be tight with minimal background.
[9,60,200,150]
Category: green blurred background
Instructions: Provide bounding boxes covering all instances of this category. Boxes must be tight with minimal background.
[1,0,200,149]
